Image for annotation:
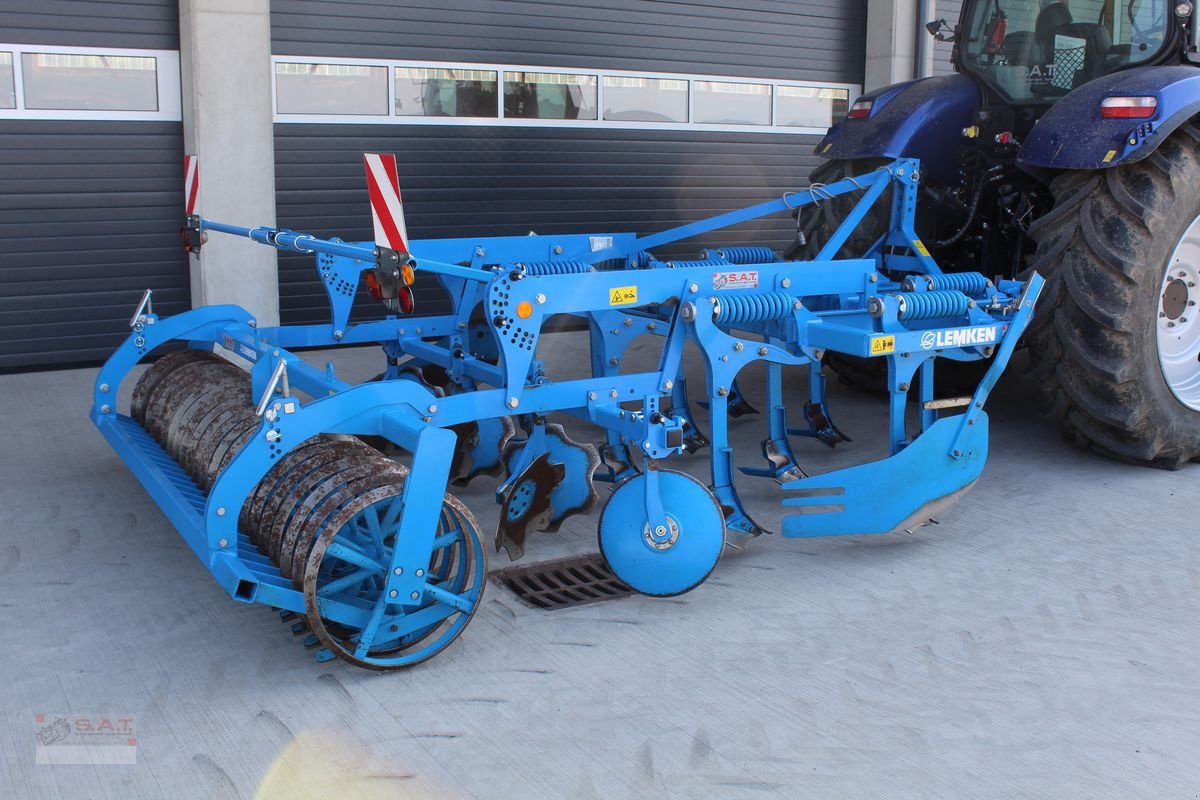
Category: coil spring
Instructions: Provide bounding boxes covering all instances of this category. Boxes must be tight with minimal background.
[665,258,729,269]
[895,290,971,321]
[713,246,777,265]
[630,251,655,269]
[714,292,795,325]
[521,260,592,276]
[908,271,990,297]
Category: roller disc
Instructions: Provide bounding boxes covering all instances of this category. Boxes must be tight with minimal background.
[303,491,486,670]
[165,374,249,463]
[279,457,403,581]
[188,400,256,490]
[130,349,223,424]
[260,444,373,561]
[496,453,564,561]
[240,436,334,538]
[598,470,725,597]
[143,360,243,444]
[204,412,262,487]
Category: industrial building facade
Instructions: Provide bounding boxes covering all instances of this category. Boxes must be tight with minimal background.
[0,0,938,369]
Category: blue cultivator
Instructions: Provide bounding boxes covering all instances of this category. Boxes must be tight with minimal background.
[91,154,1042,670]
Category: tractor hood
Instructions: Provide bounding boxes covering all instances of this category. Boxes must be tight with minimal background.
[1018,66,1200,170]
[815,75,981,185]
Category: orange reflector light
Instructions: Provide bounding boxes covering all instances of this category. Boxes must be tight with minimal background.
[516,301,534,319]
[400,263,416,286]
[365,270,384,301]
[1100,96,1158,119]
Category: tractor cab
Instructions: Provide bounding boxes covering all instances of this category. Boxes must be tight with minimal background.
[945,0,1187,107]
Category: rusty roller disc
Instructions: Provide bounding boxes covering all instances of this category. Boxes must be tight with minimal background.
[281,461,406,582]
[257,443,371,558]
[141,361,216,444]
[303,490,486,671]
[210,415,267,483]
[240,436,334,536]
[203,410,262,489]
[165,374,250,463]
[276,450,401,572]
[244,438,352,546]
[143,361,245,445]
[262,449,392,565]
[130,349,224,424]
[175,385,252,484]
[142,359,244,440]
[188,399,258,491]
[179,391,254,486]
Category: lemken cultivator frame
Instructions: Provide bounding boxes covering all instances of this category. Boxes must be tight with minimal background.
[90,154,1042,670]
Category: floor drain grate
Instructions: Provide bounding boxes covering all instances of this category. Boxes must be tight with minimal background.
[493,553,633,610]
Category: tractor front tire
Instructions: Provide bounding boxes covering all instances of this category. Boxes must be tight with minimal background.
[1024,123,1200,469]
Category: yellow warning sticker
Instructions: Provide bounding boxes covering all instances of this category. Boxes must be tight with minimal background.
[913,239,931,257]
[870,335,896,355]
[1103,149,1118,164]
[610,286,638,306]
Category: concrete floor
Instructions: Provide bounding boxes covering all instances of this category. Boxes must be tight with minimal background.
[1,336,1198,800]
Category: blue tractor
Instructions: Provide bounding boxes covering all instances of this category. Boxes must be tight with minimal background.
[803,0,1200,468]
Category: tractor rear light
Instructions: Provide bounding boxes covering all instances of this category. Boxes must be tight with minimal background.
[400,262,416,286]
[365,269,384,302]
[847,99,873,119]
[397,285,415,315]
[1100,96,1158,119]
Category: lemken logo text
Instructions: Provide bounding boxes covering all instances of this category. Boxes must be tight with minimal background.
[920,327,998,350]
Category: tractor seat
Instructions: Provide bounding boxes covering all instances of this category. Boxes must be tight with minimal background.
[1002,30,1041,68]
[1045,22,1114,88]
[1035,1,1073,42]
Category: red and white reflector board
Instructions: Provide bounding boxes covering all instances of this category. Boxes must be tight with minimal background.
[183,154,199,217]
[362,152,410,253]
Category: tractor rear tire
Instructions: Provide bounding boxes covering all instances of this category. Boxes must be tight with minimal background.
[1024,123,1200,469]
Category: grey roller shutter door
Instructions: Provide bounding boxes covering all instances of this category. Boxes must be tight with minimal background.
[0,0,187,370]
[270,0,868,325]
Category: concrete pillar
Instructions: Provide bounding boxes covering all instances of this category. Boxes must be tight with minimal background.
[179,0,279,326]
[865,0,920,92]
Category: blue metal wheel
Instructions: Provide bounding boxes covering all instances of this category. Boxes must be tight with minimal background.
[598,469,726,597]
[303,490,486,670]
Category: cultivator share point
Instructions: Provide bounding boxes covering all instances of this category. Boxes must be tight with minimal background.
[92,153,1043,670]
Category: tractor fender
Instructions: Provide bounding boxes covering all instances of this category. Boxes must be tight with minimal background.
[814,75,981,185]
[1017,66,1200,171]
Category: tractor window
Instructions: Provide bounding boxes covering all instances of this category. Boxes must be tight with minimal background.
[960,0,1173,103]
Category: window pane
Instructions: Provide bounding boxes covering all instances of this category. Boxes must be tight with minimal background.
[276,63,388,115]
[22,52,157,111]
[777,86,850,128]
[694,81,771,126]
[395,67,497,117]
[602,76,687,123]
[0,53,13,109]
[503,71,596,120]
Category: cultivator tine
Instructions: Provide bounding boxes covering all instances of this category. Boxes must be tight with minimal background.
[798,402,852,448]
[597,442,643,483]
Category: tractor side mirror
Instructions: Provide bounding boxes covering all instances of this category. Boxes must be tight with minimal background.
[926,18,956,42]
